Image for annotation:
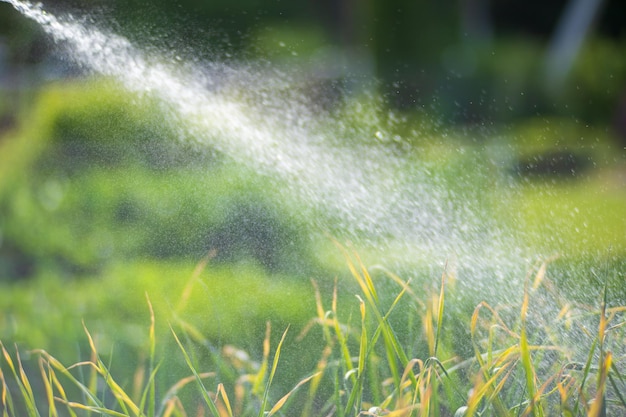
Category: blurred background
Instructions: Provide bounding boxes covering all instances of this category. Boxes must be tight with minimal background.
[1,0,626,132]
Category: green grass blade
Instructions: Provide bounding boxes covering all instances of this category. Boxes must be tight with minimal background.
[0,353,17,417]
[429,357,467,407]
[268,372,320,416]
[520,326,540,417]
[139,364,160,417]
[347,253,416,392]
[170,325,221,417]
[344,297,367,415]
[139,293,157,417]
[258,326,289,417]
[520,282,544,417]
[573,336,598,415]
[608,361,626,409]
[329,286,356,387]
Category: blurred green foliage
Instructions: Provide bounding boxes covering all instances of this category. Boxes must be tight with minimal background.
[2,0,625,131]
[0,258,315,353]
[0,78,336,391]
[4,77,622,285]
[0,80,319,281]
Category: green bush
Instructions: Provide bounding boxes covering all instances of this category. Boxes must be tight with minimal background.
[442,37,626,126]
[504,116,620,178]
[0,79,319,280]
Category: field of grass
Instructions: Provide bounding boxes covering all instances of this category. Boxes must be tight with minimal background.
[1,78,625,415]
[1,250,625,416]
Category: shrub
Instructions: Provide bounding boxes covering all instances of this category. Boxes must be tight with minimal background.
[0,79,318,280]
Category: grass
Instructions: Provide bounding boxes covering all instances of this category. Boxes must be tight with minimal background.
[512,174,626,260]
[1,251,624,417]
[0,259,319,368]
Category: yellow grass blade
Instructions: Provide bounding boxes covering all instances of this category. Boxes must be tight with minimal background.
[158,372,215,416]
[15,353,36,408]
[423,300,435,357]
[466,360,516,416]
[252,322,271,396]
[267,372,321,416]
[55,399,130,417]
[35,351,103,410]
[176,250,214,313]
[102,370,142,416]
[1,343,40,417]
[45,363,78,417]
[38,357,58,417]
[0,351,14,417]
[216,383,233,417]
[434,268,446,357]
[532,262,547,290]
[355,252,380,305]
[147,292,156,361]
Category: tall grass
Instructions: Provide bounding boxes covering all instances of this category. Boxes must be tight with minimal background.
[1,253,624,416]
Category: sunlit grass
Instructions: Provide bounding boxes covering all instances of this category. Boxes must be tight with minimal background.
[1,252,625,416]
[513,175,626,259]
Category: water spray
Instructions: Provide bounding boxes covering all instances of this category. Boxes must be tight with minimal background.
[3,0,566,302]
